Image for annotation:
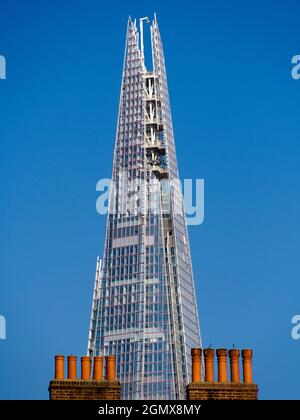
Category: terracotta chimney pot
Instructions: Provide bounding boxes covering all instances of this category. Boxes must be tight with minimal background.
[217,349,228,382]
[94,356,103,381]
[204,349,215,382]
[229,349,240,383]
[191,348,202,382]
[55,355,64,380]
[106,356,116,381]
[67,355,77,380]
[242,349,253,384]
[81,356,91,380]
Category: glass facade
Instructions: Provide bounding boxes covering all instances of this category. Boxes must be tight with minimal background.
[88,15,201,400]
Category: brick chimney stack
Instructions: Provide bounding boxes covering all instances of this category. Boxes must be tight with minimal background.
[187,347,258,400]
[49,354,120,400]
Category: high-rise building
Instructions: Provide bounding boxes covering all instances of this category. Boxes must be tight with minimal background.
[88,15,201,400]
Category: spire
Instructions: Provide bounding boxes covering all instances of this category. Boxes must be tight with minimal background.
[88,14,201,400]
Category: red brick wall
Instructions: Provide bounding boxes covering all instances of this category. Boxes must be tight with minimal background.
[187,383,258,400]
[49,380,121,400]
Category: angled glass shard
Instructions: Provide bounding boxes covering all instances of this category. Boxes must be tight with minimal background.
[88,15,202,400]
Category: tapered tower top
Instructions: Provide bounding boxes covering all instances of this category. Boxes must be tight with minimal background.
[88,14,201,400]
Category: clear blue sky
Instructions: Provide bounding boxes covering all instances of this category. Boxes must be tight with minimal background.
[0,0,299,400]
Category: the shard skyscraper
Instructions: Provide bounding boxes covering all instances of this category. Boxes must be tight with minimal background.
[88,15,201,400]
